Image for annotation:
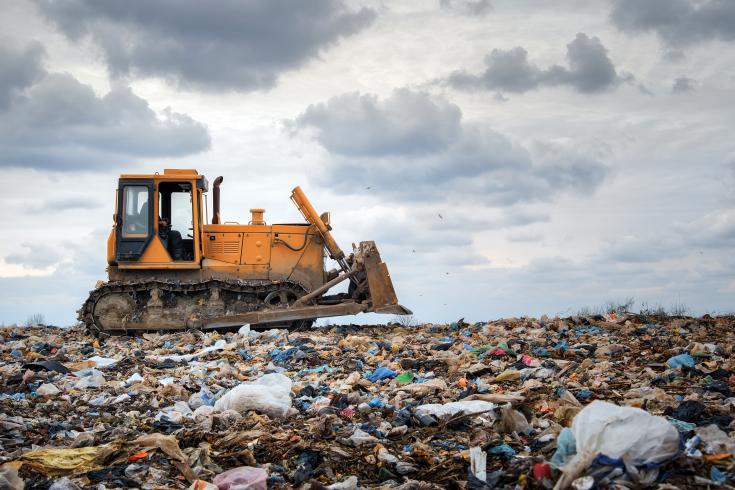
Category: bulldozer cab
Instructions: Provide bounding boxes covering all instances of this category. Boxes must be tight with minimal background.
[112,169,206,268]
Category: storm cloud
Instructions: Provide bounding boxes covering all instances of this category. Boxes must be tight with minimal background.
[610,0,735,48]
[292,89,608,205]
[292,89,462,157]
[0,42,210,171]
[33,0,376,91]
[448,33,627,94]
[0,42,45,109]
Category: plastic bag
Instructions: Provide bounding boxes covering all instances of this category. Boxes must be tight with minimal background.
[124,373,143,387]
[86,356,118,369]
[73,369,105,389]
[213,466,267,490]
[557,401,680,488]
[326,476,358,490]
[348,428,378,446]
[551,428,576,468]
[189,386,215,410]
[365,366,396,382]
[37,383,60,396]
[214,373,292,418]
[666,354,695,369]
[415,400,496,419]
[48,476,80,490]
[156,401,194,424]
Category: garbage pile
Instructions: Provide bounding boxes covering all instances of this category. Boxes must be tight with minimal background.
[1,313,734,489]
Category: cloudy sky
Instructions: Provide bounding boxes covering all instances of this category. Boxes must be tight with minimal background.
[1,0,733,326]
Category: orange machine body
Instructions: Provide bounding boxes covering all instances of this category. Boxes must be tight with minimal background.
[106,169,327,292]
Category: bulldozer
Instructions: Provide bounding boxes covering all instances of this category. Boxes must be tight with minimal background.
[79,169,411,335]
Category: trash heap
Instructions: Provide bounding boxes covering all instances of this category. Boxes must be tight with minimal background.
[0,314,734,489]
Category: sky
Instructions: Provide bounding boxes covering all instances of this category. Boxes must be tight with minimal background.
[0,0,733,326]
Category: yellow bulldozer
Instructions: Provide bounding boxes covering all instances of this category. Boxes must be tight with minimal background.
[79,169,410,335]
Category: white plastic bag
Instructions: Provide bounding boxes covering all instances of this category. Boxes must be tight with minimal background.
[557,400,680,488]
[87,356,118,369]
[37,383,60,396]
[156,400,194,423]
[214,373,292,418]
[73,368,106,389]
[415,400,496,419]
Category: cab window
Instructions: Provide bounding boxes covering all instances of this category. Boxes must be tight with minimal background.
[122,186,149,237]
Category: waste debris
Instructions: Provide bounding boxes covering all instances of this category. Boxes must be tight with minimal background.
[0,313,734,488]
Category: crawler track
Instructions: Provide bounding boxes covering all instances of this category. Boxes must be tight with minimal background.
[78,279,311,336]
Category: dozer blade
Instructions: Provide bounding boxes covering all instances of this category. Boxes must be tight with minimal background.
[204,302,368,329]
[357,241,412,315]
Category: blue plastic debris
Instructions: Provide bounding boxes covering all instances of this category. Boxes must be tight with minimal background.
[488,444,516,457]
[666,354,695,369]
[551,428,577,468]
[0,393,26,401]
[667,417,696,433]
[710,466,726,484]
[239,348,252,360]
[368,397,384,408]
[532,347,550,357]
[365,366,397,382]
[576,389,593,399]
[10,350,22,358]
[271,347,298,364]
[433,440,465,450]
[685,435,702,457]
[554,340,568,352]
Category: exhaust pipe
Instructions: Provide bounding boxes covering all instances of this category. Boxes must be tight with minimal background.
[212,176,223,224]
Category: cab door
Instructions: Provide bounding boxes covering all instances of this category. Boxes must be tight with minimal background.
[115,180,154,262]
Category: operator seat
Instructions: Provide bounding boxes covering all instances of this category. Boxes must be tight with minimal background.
[167,228,186,261]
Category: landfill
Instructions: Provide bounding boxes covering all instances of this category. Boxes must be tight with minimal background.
[1,313,734,489]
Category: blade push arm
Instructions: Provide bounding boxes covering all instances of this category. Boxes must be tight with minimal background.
[290,186,355,280]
